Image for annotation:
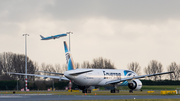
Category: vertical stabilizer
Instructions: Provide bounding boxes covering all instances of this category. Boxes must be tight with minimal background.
[40,35,44,39]
[64,41,76,70]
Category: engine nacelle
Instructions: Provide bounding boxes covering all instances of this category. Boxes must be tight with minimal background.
[128,79,142,90]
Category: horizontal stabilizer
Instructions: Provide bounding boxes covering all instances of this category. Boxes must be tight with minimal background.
[40,35,44,39]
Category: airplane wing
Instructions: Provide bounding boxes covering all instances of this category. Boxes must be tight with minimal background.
[36,71,64,75]
[105,71,174,84]
[7,72,69,81]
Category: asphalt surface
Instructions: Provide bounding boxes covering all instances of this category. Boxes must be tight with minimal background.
[0,94,180,101]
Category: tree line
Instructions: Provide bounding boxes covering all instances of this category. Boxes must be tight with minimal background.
[127,61,180,81]
[0,52,179,82]
[0,52,115,81]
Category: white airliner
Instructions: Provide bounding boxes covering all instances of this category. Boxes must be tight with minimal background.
[8,41,174,93]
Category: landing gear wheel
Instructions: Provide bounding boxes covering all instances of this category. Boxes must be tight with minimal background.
[82,89,87,93]
[110,89,119,93]
[82,89,91,93]
[129,89,133,93]
[87,89,91,93]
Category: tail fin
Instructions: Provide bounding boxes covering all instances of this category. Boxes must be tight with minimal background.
[40,35,44,39]
[64,41,76,70]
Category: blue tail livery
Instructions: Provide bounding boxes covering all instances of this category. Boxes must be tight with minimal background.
[64,41,76,70]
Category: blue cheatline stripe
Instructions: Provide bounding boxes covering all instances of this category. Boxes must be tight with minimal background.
[68,58,73,70]
[64,41,69,53]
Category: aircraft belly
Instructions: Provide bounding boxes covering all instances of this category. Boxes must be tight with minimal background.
[72,76,90,86]
[72,74,102,86]
[74,78,96,86]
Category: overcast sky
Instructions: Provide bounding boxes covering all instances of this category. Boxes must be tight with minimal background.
[1,0,180,73]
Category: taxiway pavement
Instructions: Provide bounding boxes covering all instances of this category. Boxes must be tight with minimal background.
[0,94,180,101]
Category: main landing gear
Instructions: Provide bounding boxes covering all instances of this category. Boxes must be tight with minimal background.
[110,84,119,93]
[78,86,91,93]
[82,89,91,93]
[129,89,133,93]
[110,89,119,93]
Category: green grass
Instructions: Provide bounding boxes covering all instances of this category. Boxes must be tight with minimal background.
[141,85,180,90]
[116,85,180,90]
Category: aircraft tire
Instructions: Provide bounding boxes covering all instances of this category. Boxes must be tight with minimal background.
[87,89,91,93]
[110,89,119,93]
[129,89,133,93]
[82,89,87,93]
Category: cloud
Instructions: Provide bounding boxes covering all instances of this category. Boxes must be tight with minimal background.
[2,0,180,23]
[1,0,180,72]
[42,0,180,21]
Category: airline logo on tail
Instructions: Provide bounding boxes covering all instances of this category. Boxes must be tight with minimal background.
[66,53,70,64]
[64,41,76,70]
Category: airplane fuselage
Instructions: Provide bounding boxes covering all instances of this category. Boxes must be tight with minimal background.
[64,69,139,86]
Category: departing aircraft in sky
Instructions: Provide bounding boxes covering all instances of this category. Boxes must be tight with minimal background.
[7,41,174,93]
[40,33,67,40]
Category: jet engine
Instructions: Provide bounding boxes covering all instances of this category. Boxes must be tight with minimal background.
[128,79,142,90]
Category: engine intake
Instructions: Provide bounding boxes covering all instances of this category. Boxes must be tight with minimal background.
[128,79,142,90]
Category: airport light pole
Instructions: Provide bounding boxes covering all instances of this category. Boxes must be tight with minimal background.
[66,32,73,90]
[17,78,18,91]
[66,32,73,51]
[23,33,29,91]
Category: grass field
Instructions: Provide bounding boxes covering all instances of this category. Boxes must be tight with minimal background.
[117,85,180,90]
[142,85,180,90]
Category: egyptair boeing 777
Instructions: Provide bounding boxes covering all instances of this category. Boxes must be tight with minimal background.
[7,41,174,93]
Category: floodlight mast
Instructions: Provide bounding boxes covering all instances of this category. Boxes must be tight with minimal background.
[66,32,73,51]
[23,33,29,91]
[66,32,73,90]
